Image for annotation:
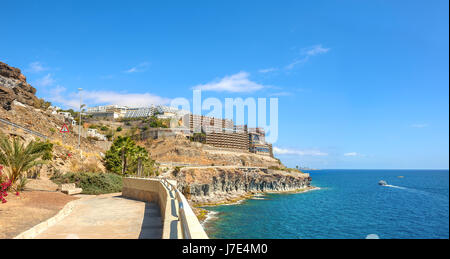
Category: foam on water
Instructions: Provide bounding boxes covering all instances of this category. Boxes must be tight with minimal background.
[202,211,219,226]
[383,184,407,189]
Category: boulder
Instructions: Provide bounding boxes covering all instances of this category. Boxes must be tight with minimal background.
[0,61,39,110]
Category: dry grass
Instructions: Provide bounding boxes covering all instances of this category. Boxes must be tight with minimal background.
[69,157,105,173]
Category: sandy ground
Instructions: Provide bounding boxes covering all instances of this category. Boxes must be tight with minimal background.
[0,191,78,239]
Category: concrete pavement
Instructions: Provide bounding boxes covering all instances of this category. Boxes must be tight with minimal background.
[36,193,162,239]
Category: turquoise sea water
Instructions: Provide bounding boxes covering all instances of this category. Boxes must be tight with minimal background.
[203,170,449,239]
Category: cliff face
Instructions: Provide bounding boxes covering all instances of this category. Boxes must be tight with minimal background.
[0,61,108,179]
[0,61,38,110]
[144,133,311,204]
[174,167,312,204]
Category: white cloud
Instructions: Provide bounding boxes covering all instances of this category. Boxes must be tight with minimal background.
[193,71,266,93]
[81,91,170,107]
[411,124,428,128]
[26,62,48,73]
[46,85,80,108]
[124,62,150,73]
[344,152,367,157]
[258,68,278,73]
[46,87,170,109]
[286,44,330,70]
[285,58,308,70]
[273,147,328,156]
[34,74,55,87]
[303,45,330,56]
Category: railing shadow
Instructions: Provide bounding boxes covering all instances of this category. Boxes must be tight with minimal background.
[170,220,179,239]
[138,202,163,239]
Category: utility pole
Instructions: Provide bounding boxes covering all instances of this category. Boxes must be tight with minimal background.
[78,88,83,159]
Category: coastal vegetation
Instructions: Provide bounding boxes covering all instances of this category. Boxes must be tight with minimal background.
[51,172,122,195]
[189,132,206,143]
[33,98,52,110]
[0,135,53,187]
[103,136,158,176]
[146,116,169,128]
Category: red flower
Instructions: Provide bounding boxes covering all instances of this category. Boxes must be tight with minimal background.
[16,192,20,196]
[0,164,12,204]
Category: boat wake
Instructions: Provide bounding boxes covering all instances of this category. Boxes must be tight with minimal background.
[382,184,436,198]
[383,184,407,190]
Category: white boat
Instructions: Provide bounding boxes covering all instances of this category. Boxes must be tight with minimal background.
[379,180,388,186]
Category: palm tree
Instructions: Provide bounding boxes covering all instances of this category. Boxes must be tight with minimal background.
[114,136,136,175]
[133,146,149,177]
[0,135,51,185]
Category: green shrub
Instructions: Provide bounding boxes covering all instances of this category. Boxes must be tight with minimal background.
[103,136,157,176]
[0,135,52,185]
[51,172,122,195]
[116,127,123,132]
[148,116,169,128]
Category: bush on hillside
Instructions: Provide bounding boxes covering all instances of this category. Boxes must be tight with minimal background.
[103,136,157,176]
[0,135,53,186]
[51,172,122,195]
[147,116,169,128]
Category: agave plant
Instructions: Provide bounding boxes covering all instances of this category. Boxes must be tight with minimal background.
[0,135,52,186]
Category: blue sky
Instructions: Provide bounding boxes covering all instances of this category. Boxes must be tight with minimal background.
[1,0,448,169]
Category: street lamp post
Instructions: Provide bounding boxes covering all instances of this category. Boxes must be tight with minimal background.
[78,88,83,159]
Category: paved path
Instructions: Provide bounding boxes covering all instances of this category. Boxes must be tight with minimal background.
[36,193,162,239]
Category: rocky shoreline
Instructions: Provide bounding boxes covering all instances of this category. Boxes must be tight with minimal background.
[169,166,314,222]
[174,166,312,205]
[196,186,320,224]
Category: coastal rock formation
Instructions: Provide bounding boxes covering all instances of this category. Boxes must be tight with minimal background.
[144,136,311,204]
[0,61,38,110]
[174,167,312,204]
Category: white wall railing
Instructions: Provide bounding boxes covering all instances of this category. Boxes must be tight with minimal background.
[123,177,208,239]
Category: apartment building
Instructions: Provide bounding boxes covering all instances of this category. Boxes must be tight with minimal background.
[183,114,229,133]
[205,132,249,151]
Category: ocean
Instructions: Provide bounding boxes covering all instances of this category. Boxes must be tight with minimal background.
[203,170,449,239]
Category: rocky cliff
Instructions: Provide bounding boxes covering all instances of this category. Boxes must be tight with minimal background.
[0,61,108,181]
[0,62,39,110]
[174,166,312,204]
[143,133,311,204]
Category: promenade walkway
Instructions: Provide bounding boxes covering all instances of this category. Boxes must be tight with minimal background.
[35,193,162,239]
